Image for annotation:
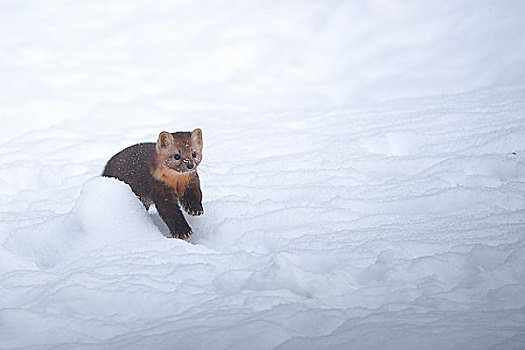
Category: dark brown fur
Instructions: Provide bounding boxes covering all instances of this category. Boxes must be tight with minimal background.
[102,129,203,239]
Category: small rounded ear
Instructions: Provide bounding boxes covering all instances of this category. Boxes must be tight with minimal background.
[156,131,175,152]
[191,128,203,151]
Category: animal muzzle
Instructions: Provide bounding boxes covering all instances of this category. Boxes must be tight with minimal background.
[182,158,194,170]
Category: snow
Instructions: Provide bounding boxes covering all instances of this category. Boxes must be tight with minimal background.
[1,1,525,349]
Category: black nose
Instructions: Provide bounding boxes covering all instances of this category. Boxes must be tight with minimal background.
[187,164,194,169]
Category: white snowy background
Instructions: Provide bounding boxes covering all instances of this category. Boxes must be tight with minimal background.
[1,1,525,349]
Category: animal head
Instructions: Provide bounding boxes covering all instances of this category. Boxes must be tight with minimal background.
[156,128,203,174]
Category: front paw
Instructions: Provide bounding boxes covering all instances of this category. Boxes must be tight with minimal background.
[182,200,203,216]
[172,229,193,240]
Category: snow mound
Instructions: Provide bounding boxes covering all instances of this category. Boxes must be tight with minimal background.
[3,177,163,269]
[72,177,161,243]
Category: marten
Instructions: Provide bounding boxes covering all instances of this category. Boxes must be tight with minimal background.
[102,129,203,239]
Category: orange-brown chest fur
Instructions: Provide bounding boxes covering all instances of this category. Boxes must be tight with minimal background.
[152,166,193,197]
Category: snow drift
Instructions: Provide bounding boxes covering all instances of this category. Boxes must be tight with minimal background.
[1,1,525,349]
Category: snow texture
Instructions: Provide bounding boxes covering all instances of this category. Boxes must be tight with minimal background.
[1,1,525,349]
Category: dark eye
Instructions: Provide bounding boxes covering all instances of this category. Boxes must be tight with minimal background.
[174,154,180,160]
[192,152,197,158]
